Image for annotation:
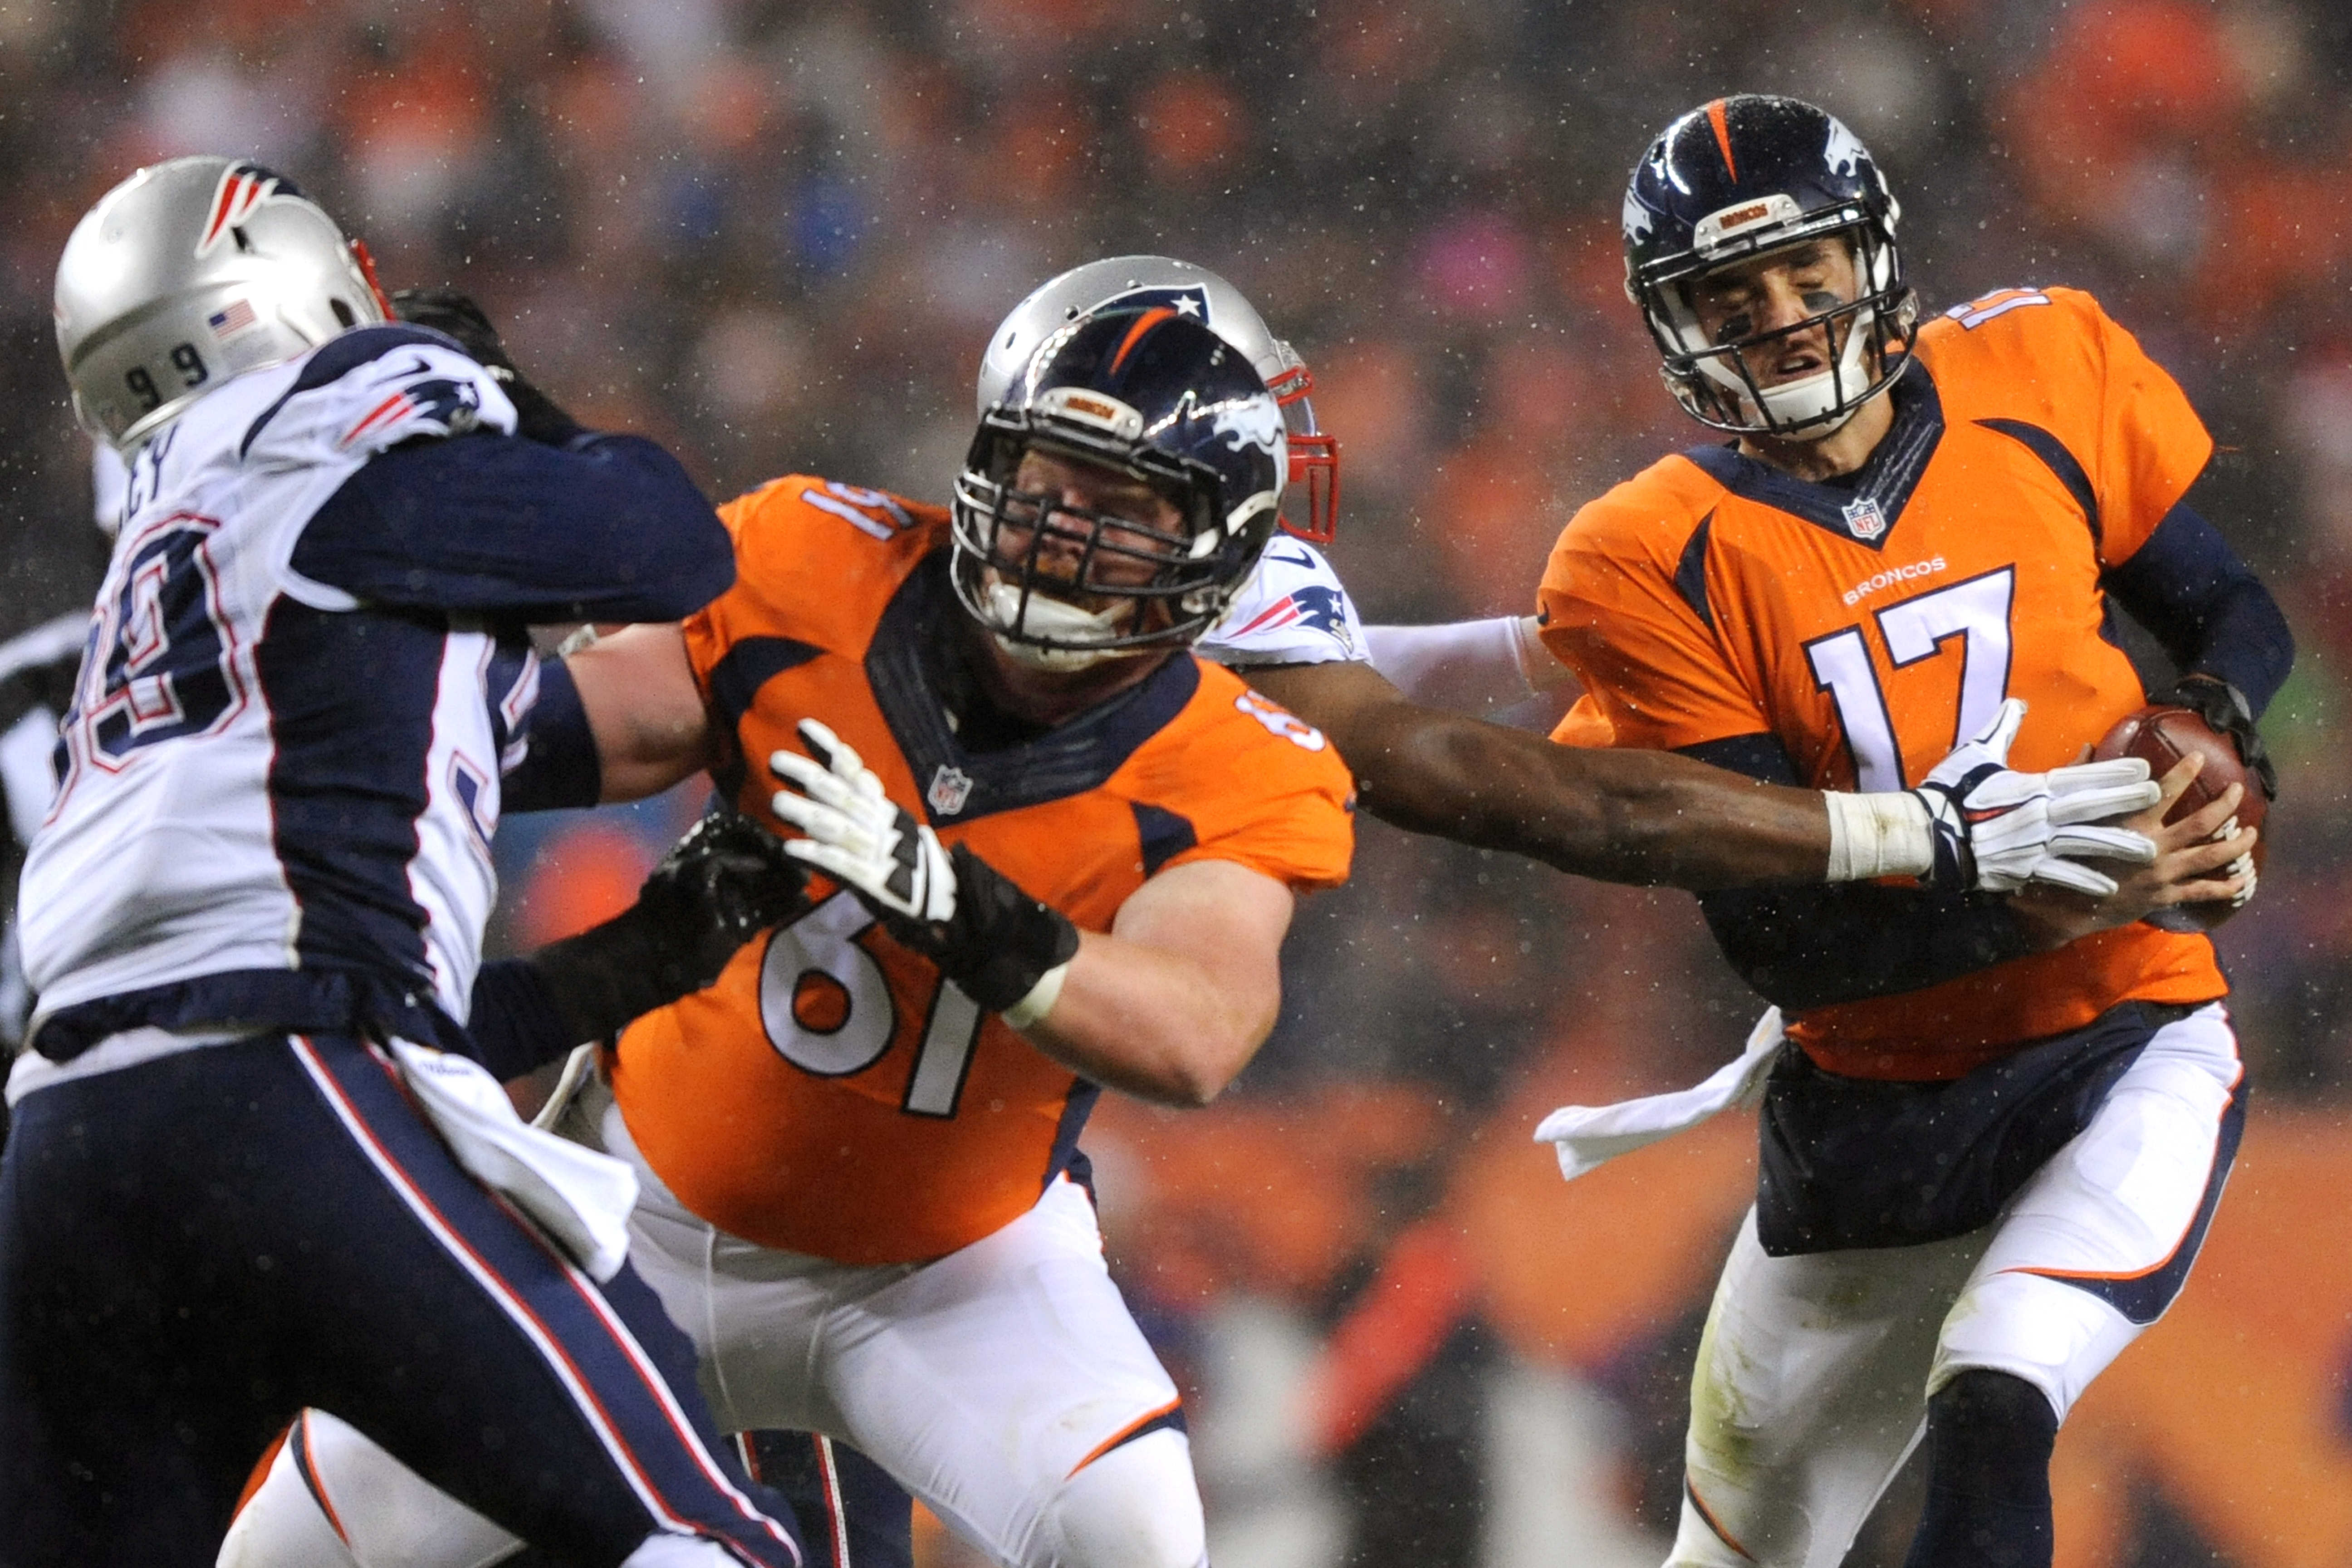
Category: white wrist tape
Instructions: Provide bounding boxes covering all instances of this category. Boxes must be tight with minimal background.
[999,960,1071,1031]
[1823,791,1935,882]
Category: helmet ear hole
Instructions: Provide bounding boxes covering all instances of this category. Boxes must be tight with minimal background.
[329,298,357,328]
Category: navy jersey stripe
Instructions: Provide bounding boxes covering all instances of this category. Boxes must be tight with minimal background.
[864,554,1202,825]
[255,599,445,995]
[1130,802,1198,877]
[1681,359,1945,551]
[1674,511,1718,631]
[1976,418,2101,547]
[708,636,823,735]
[2101,500,2295,715]
[1044,1081,1102,1196]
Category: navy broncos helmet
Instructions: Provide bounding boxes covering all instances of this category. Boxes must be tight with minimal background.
[1624,95,1917,437]
[953,305,1285,668]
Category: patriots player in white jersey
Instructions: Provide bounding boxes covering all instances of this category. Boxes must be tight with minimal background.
[0,157,809,1568]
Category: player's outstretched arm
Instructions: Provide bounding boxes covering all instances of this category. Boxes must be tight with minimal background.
[564,622,723,802]
[1357,613,1574,715]
[1245,662,2154,897]
[1247,659,1827,888]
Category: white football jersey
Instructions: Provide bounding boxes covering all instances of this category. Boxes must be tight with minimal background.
[1198,536,1368,667]
[22,329,520,1046]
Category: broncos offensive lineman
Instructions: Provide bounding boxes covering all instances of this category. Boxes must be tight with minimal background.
[0,158,808,1568]
[1535,98,2291,1568]
[227,267,2238,1568]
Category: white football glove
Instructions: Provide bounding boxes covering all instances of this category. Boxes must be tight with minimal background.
[769,719,956,926]
[1914,697,2161,897]
[768,719,1083,1021]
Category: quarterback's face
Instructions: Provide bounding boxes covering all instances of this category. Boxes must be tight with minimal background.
[1685,240,1861,389]
[998,449,1185,599]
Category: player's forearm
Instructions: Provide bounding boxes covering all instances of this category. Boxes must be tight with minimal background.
[1019,931,1278,1109]
[1345,704,1834,888]
[567,624,720,802]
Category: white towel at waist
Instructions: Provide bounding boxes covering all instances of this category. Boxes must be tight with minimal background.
[389,1040,638,1281]
[1533,1008,1784,1180]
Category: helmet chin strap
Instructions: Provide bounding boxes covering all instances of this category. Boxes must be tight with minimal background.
[983,581,1150,672]
[1706,297,1882,437]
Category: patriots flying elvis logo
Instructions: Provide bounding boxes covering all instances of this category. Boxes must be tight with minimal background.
[339,371,483,447]
[196,162,304,257]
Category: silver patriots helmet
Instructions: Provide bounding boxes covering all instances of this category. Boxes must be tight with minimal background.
[55,156,389,451]
[979,255,1339,543]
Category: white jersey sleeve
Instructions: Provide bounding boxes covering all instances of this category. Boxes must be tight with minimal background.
[1197,538,1369,668]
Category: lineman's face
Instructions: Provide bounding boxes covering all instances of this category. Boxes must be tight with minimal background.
[1685,240,1861,388]
[996,449,1184,602]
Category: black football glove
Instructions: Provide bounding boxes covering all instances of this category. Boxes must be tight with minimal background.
[390,286,585,447]
[2150,674,2278,801]
[526,810,811,1042]
[767,720,1081,1019]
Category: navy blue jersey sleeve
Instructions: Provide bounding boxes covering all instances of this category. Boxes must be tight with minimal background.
[501,657,602,813]
[1683,734,2036,1012]
[290,431,734,622]
[2103,501,2294,717]
[465,958,583,1081]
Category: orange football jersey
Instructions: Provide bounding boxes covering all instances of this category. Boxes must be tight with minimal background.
[610,477,1356,1264]
[1539,288,2227,1079]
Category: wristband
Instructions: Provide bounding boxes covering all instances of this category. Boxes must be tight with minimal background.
[1823,790,1934,882]
[999,959,1073,1031]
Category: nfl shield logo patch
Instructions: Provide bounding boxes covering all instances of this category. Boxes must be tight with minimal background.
[926,764,975,817]
[1842,496,1888,540]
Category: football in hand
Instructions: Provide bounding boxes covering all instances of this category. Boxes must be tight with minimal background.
[2091,704,2267,931]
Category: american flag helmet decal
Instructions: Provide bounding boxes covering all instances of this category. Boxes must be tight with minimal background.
[207,299,258,337]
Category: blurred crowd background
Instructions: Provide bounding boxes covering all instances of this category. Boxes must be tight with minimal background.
[5,0,2352,1563]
